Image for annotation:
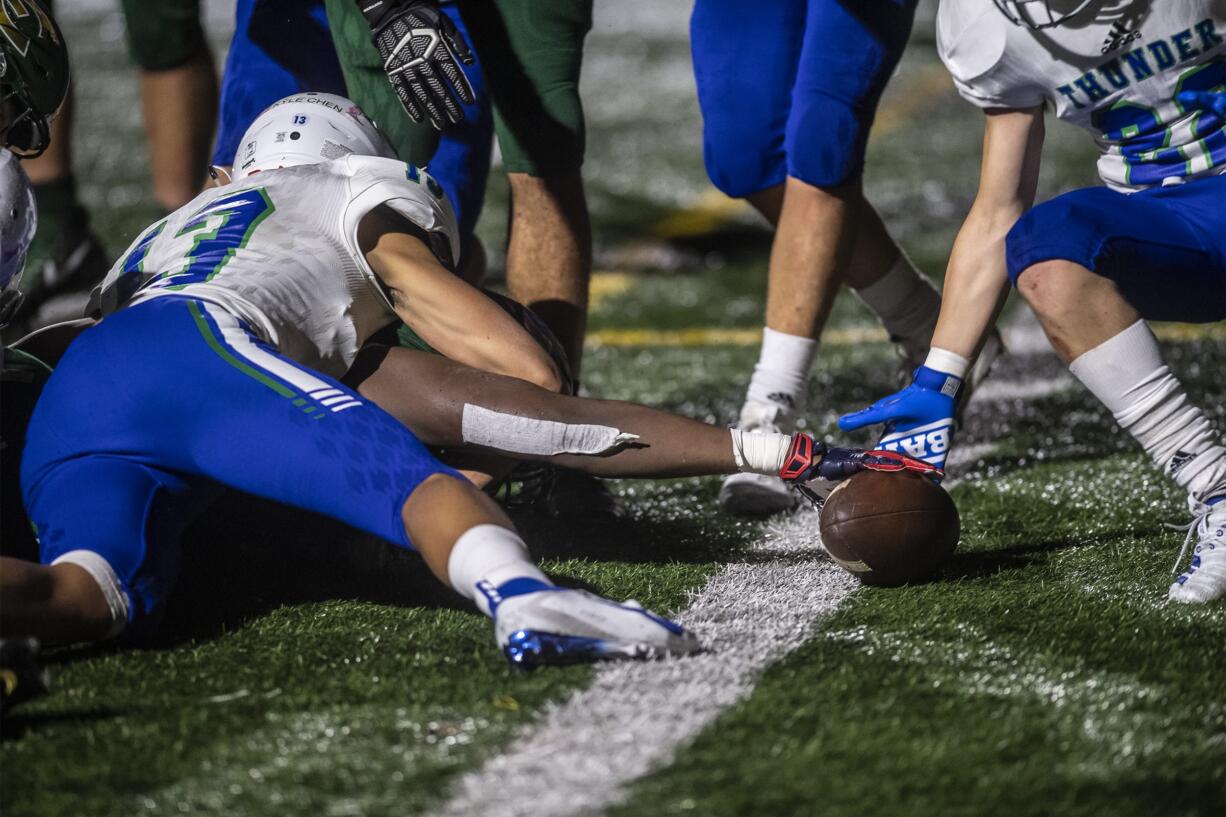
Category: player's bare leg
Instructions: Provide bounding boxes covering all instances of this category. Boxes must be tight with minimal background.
[502,171,616,516]
[138,49,218,211]
[719,179,852,514]
[0,473,699,666]
[748,180,973,376]
[407,474,703,666]
[1018,260,1226,603]
[758,178,857,340]
[504,172,591,379]
[1015,259,1139,363]
[747,181,907,302]
[401,473,520,581]
[726,177,997,515]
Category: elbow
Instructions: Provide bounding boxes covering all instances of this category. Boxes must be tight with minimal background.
[516,356,565,394]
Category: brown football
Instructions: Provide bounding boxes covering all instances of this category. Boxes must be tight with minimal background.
[818,470,959,586]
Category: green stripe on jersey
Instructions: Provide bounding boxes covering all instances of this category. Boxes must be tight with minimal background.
[187,300,297,399]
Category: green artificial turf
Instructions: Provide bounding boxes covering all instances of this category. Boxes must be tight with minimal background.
[5,4,1223,817]
[617,454,1226,817]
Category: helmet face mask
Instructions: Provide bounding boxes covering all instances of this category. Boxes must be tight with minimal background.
[0,0,67,157]
[992,0,1097,29]
[1,87,51,157]
[0,150,36,328]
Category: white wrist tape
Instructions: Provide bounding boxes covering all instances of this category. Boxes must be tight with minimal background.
[924,347,971,379]
[730,428,792,475]
[461,404,639,456]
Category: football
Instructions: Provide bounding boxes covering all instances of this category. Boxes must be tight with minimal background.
[819,470,960,586]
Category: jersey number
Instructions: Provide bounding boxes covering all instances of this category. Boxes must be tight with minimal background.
[1092,58,1226,185]
[147,188,276,291]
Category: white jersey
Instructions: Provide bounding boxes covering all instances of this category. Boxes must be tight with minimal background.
[937,1,1226,191]
[95,156,459,378]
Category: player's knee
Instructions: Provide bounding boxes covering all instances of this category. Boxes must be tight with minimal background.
[702,130,787,199]
[781,174,861,209]
[1006,190,1119,287]
[1014,259,1085,316]
[784,94,868,189]
[400,470,495,540]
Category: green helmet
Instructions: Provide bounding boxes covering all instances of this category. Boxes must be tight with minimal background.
[0,0,68,157]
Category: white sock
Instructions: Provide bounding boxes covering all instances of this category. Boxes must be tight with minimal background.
[746,327,817,412]
[730,428,793,475]
[1069,320,1226,500]
[446,524,552,617]
[853,252,942,355]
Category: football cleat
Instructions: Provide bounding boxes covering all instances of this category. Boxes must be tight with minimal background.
[720,400,799,516]
[492,464,622,520]
[493,585,700,668]
[1168,497,1226,604]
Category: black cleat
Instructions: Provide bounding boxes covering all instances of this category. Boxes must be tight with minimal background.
[494,464,622,520]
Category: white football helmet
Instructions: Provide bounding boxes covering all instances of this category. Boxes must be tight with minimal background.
[0,149,37,327]
[992,0,1095,28]
[231,92,398,181]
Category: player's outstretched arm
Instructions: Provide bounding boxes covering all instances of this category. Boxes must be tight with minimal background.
[351,344,934,487]
[359,206,565,392]
[837,108,1045,469]
[930,106,1045,360]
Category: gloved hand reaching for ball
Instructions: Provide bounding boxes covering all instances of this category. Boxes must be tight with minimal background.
[837,365,962,472]
[776,433,943,508]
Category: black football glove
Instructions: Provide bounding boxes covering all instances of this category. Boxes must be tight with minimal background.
[356,0,476,131]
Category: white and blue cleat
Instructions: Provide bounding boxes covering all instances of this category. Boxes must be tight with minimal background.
[1168,496,1226,604]
[491,584,700,668]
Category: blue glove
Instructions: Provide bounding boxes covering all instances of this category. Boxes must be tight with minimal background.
[1177,91,1226,117]
[838,366,961,470]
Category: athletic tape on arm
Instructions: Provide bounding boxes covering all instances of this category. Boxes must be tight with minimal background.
[462,404,639,456]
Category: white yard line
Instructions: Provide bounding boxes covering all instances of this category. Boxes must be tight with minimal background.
[431,512,856,817]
